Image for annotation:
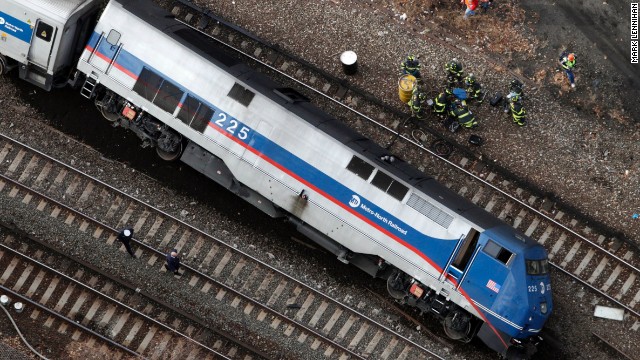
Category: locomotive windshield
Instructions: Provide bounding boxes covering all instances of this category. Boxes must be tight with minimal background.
[525,259,549,275]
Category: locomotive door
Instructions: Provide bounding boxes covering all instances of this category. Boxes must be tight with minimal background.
[27,19,56,69]
[445,228,480,285]
[87,29,122,74]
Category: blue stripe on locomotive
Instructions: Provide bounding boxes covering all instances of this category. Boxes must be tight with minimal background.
[85,30,461,272]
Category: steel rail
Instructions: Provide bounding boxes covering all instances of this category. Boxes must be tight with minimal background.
[0,133,445,359]
[0,282,136,358]
[0,170,268,359]
[0,171,364,360]
[549,263,639,318]
[0,238,232,359]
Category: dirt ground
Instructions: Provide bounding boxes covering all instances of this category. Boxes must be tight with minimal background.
[395,0,638,119]
[518,0,639,122]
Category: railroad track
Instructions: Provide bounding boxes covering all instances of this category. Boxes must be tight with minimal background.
[0,133,446,359]
[167,0,640,323]
[0,229,246,359]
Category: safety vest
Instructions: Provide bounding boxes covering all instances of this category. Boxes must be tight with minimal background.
[466,82,481,98]
[434,93,447,113]
[465,0,478,9]
[454,107,476,127]
[408,97,422,112]
[561,58,575,70]
[510,102,526,121]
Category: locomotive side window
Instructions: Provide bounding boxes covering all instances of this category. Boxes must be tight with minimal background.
[228,83,255,107]
[35,21,54,42]
[371,170,408,201]
[371,171,393,192]
[190,105,214,133]
[106,29,121,45]
[133,68,163,102]
[484,240,513,265]
[154,80,184,114]
[387,181,408,201]
[346,156,374,180]
[177,95,201,125]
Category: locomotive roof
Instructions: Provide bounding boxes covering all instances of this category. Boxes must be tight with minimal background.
[118,0,508,233]
[21,0,95,23]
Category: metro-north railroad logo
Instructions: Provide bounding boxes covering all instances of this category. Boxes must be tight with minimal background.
[0,18,5,26]
[349,195,360,208]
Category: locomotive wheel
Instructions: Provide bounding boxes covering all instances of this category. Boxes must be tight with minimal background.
[386,269,407,300]
[443,310,473,342]
[95,98,119,122]
[156,142,183,161]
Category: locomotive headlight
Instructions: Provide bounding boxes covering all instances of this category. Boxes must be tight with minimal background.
[540,301,548,314]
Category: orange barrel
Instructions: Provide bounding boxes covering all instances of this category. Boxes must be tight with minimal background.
[398,74,417,103]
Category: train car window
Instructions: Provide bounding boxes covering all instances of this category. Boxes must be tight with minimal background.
[36,21,54,42]
[346,156,374,180]
[484,240,514,265]
[387,181,409,201]
[133,68,163,102]
[153,80,184,114]
[371,171,394,192]
[190,105,214,133]
[106,29,121,45]
[177,95,201,125]
[228,83,255,107]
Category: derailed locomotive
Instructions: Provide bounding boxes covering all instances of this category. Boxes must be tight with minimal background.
[0,0,553,357]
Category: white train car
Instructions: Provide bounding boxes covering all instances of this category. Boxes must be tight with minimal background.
[0,0,100,89]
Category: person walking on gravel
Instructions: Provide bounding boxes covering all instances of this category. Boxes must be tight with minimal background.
[165,249,182,276]
[116,227,137,258]
[559,51,577,88]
